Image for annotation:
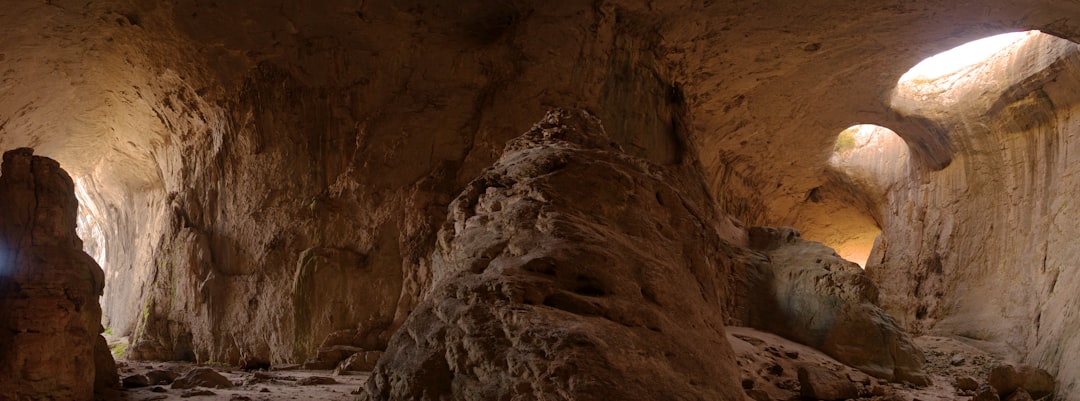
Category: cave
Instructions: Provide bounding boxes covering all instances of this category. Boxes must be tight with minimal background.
[2,1,1080,400]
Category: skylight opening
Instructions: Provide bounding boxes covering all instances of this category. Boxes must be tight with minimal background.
[899,31,1037,83]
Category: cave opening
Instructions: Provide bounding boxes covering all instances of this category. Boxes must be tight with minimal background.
[802,30,1069,269]
[898,31,1036,86]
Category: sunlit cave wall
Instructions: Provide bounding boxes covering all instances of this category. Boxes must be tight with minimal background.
[855,33,1080,395]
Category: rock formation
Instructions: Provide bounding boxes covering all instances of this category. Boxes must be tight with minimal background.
[0,148,118,399]
[361,109,746,400]
[735,226,928,384]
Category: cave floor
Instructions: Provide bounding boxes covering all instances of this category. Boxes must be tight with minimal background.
[107,329,1009,401]
[110,361,368,401]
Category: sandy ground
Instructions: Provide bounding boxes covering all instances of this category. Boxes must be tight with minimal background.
[110,361,367,401]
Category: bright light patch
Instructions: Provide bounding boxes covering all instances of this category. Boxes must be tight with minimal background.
[74,177,108,270]
[900,31,1034,82]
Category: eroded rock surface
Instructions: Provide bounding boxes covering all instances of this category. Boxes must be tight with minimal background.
[0,148,118,399]
[361,109,746,400]
[736,226,928,384]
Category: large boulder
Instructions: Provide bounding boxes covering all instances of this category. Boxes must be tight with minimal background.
[740,226,928,385]
[989,364,1055,399]
[0,148,118,400]
[360,109,747,400]
[797,365,859,400]
[171,367,234,389]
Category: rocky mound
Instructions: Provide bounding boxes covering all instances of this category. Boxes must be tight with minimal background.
[359,109,746,400]
[736,226,929,385]
[0,148,118,400]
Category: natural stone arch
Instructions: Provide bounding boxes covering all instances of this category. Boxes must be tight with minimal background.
[789,124,909,267]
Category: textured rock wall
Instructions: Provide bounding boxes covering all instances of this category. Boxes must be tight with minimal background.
[0,148,118,400]
[857,35,1080,396]
[362,109,746,400]
[114,1,694,364]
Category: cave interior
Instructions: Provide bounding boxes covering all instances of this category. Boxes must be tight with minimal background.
[2,1,1080,400]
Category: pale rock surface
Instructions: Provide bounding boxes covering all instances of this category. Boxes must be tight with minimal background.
[736,226,928,384]
[849,34,1080,396]
[0,148,118,400]
[361,109,746,400]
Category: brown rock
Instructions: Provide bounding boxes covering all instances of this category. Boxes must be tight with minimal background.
[171,367,234,389]
[956,375,980,391]
[797,365,860,400]
[989,364,1055,398]
[94,335,121,392]
[361,109,746,400]
[123,374,151,388]
[0,148,117,400]
[974,384,1001,401]
[741,226,929,384]
[303,345,365,370]
[146,369,181,385]
[745,389,772,401]
[1005,388,1034,401]
[335,350,383,373]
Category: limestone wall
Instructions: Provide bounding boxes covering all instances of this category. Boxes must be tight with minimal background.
[853,35,1080,396]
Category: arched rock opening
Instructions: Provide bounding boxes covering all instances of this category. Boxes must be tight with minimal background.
[864,30,1080,394]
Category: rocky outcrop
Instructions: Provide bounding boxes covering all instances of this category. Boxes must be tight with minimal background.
[0,148,118,399]
[360,109,746,400]
[735,226,928,384]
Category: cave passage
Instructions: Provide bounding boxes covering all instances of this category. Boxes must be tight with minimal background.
[3,1,1080,400]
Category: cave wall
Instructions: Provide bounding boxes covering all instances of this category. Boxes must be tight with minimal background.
[858,35,1080,396]
[84,1,693,364]
[5,0,1080,384]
